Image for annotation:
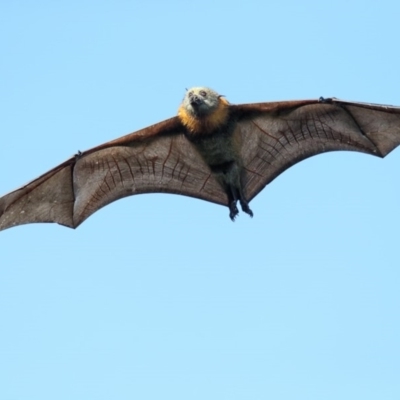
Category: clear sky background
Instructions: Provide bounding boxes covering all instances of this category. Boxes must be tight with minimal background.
[1,1,400,399]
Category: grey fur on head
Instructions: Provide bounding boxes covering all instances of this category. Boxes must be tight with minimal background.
[182,87,221,116]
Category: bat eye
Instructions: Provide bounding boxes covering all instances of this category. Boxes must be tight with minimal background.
[188,91,193,97]
[199,90,207,97]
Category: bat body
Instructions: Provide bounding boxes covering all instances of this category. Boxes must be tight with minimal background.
[178,89,253,219]
[1,87,400,231]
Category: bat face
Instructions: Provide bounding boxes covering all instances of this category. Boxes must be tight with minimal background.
[1,89,400,231]
[182,87,221,116]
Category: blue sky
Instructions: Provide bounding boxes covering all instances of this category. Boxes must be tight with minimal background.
[1,1,400,399]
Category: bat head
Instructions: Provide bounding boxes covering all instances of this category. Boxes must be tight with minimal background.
[178,87,230,134]
[181,87,222,117]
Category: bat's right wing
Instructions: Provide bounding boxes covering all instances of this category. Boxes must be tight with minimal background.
[0,117,227,231]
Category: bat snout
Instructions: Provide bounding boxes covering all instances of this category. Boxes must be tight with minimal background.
[190,95,202,106]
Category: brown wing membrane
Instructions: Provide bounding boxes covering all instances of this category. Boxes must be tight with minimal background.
[0,117,225,231]
[234,99,400,201]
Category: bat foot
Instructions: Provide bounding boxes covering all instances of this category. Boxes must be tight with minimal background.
[228,200,253,220]
[240,200,253,218]
[229,202,239,221]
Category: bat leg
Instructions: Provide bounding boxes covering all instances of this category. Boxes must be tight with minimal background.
[227,186,239,220]
[229,201,239,221]
[238,186,253,217]
[213,162,253,220]
[227,185,253,220]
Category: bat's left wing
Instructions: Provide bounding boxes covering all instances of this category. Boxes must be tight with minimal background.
[233,99,400,201]
[0,117,227,231]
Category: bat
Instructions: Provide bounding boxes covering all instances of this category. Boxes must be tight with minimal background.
[1,87,400,231]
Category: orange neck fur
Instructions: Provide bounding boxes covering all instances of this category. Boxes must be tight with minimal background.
[178,97,230,135]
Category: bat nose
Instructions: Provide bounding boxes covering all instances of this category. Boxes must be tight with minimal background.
[190,95,201,106]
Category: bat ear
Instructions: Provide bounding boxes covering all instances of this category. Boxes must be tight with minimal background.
[185,88,188,91]
[218,94,226,98]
